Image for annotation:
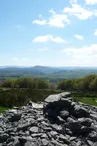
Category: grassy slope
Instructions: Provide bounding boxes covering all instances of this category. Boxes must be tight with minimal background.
[73,97,97,106]
[0,106,9,113]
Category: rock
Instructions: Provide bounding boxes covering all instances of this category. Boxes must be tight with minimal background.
[44,94,62,103]
[93,142,97,146]
[29,126,39,133]
[42,139,49,146]
[69,121,81,134]
[6,137,14,144]
[0,92,97,146]
[78,118,92,127]
[50,131,58,137]
[87,140,94,146]
[67,117,76,123]
[80,126,92,134]
[60,110,69,119]
[59,134,70,144]
[69,136,76,141]
[90,114,97,120]
[51,124,63,133]
[76,140,82,146]
[72,105,90,118]
[69,141,76,146]
[44,93,72,119]
[57,116,66,124]
[31,102,43,109]
[31,133,42,137]
[88,131,97,142]
[0,133,9,142]
[24,141,35,146]
[13,137,20,146]
[17,122,33,131]
[60,92,71,98]
[41,133,48,138]
[65,128,73,135]
[8,113,21,122]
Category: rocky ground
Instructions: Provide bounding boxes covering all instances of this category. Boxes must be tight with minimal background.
[0,92,97,146]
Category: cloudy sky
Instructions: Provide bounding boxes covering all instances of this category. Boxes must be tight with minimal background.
[0,0,97,66]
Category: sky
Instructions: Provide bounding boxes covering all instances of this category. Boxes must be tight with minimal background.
[1,0,97,67]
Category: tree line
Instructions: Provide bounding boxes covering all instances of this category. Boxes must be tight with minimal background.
[58,74,97,92]
[1,74,97,91]
[0,77,50,89]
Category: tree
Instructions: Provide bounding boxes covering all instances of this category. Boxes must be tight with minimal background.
[89,76,97,91]
[1,80,14,88]
[14,77,33,88]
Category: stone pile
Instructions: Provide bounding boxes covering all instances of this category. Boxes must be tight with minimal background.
[0,92,97,146]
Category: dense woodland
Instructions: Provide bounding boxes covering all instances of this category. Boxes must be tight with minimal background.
[0,77,50,89]
[58,74,97,92]
[1,74,97,92]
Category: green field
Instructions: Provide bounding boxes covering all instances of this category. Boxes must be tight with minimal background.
[0,106,9,113]
[73,97,97,106]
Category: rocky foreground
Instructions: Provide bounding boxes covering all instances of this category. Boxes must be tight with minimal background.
[0,93,97,146]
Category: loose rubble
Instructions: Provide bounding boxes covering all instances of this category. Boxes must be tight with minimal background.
[0,92,97,145]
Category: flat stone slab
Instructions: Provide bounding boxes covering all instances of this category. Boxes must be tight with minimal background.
[45,92,71,103]
[45,94,62,103]
[32,102,43,109]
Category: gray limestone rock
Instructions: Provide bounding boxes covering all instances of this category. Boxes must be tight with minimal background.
[29,126,39,133]
[0,92,97,146]
[60,110,69,119]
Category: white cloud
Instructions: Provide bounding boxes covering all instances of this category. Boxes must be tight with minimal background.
[32,35,67,43]
[94,29,97,36]
[64,3,97,20]
[47,10,70,28]
[62,44,97,66]
[74,34,84,40]
[32,10,70,28]
[63,44,97,56]
[32,20,47,25]
[85,0,97,5]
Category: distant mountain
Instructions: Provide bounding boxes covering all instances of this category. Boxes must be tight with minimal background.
[0,65,62,74]
[1,65,97,81]
[32,65,61,74]
[0,67,45,76]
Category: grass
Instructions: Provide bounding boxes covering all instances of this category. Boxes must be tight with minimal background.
[73,97,97,106]
[0,106,9,113]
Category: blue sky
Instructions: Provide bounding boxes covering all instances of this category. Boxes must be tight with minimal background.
[1,0,97,66]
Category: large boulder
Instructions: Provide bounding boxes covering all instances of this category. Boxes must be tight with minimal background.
[43,92,72,118]
[71,105,90,118]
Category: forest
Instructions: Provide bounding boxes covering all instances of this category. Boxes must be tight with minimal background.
[1,74,97,92]
[58,74,97,92]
